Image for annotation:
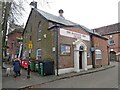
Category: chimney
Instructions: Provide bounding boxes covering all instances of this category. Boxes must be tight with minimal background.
[30,1,37,8]
[59,9,64,18]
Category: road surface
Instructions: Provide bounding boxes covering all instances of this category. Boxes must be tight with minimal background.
[32,62,118,88]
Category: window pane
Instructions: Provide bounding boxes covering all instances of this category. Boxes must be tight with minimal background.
[66,46,70,53]
[61,45,70,55]
[36,49,42,60]
[108,39,115,45]
[95,49,102,59]
[37,22,42,41]
[61,45,66,54]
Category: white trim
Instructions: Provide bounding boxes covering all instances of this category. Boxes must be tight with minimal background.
[73,39,88,72]
[95,49,102,59]
[18,43,22,60]
[55,68,74,75]
[110,49,114,51]
[116,52,120,55]
[36,49,42,60]
[60,28,90,41]
[87,65,93,69]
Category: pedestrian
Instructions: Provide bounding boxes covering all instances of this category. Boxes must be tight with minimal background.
[12,58,21,78]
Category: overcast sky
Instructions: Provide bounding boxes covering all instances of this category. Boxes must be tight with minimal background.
[21,0,119,29]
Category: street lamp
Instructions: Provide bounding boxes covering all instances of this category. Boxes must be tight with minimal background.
[26,1,37,79]
[27,39,32,79]
[16,37,23,60]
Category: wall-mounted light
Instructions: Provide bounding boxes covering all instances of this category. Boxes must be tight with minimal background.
[52,47,55,52]
[109,35,113,38]
[43,34,47,38]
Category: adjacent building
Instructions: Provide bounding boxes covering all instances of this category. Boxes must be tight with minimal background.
[94,23,120,62]
[0,1,2,65]
[22,7,109,75]
[7,24,23,60]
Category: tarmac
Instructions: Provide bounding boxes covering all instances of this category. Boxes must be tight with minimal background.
[2,61,117,89]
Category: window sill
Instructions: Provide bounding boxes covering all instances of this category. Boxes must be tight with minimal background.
[37,39,41,41]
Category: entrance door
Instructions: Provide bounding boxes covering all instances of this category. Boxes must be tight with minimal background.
[110,51,116,61]
[79,51,82,69]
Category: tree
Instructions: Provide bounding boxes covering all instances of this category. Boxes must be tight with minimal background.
[2,1,11,59]
[1,0,25,67]
[2,0,50,64]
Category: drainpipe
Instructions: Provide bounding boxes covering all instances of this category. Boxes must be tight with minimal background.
[107,46,110,65]
[90,34,95,68]
[48,25,59,76]
[55,26,59,76]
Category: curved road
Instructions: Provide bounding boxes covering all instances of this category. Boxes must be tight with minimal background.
[32,62,118,88]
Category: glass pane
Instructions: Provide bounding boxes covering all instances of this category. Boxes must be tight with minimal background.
[61,45,70,55]
[61,45,66,54]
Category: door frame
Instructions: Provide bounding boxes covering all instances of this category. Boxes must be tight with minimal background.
[73,39,87,72]
[79,51,83,69]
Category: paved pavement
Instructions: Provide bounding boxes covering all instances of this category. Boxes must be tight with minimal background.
[2,61,117,89]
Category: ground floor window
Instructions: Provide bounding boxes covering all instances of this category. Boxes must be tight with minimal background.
[95,49,102,59]
[36,49,42,60]
[60,44,71,55]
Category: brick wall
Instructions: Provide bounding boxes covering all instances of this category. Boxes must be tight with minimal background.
[8,31,22,58]
[104,34,119,53]
[92,36,108,66]
[58,27,92,69]
[23,9,55,61]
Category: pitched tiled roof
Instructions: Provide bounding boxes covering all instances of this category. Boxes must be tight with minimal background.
[36,9,77,26]
[23,8,107,40]
[8,28,24,35]
[94,23,120,35]
[77,25,107,40]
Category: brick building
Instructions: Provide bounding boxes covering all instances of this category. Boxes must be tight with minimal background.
[94,23,120,62]
[22,7,109,75]
[7,25,23,60]
[0,1,2,63]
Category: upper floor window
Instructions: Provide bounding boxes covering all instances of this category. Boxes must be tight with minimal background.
[37,21,42,41]
[108,35,115,45]
[95,49,102,59]
[108,39,115,46]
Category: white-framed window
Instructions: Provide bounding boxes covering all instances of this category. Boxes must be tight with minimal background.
[108,39,115,46]
[36,49,42,60]
[60,44,71,55]
[95,49,102,59]
[37,21,42,41]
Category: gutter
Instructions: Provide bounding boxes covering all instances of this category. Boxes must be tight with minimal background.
[90,33,95,68]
